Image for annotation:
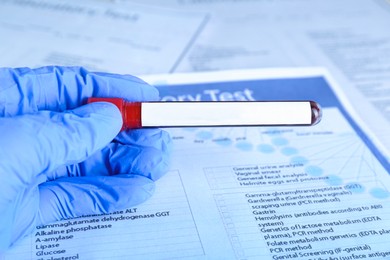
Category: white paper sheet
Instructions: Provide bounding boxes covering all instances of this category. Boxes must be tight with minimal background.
[2,68,389,259]
[0,0,206,74]
[125,0,390,162]
[2,0,388,160]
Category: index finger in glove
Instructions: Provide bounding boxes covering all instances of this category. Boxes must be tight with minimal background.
[0,66,158,117]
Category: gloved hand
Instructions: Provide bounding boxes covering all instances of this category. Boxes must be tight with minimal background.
[0,66,171,251]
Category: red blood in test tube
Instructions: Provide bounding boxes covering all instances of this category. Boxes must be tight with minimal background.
[87,97,142,130]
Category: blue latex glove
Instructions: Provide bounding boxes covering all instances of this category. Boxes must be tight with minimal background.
[0,66,171,251]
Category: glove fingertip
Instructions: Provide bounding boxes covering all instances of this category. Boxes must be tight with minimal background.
[72,101,123,144]
[76,101,122,124]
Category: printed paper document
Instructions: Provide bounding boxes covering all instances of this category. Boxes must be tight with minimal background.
[0,0,206,74]
[1,0,389,159]
[2,68,390,259]
[127,0,390,161]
